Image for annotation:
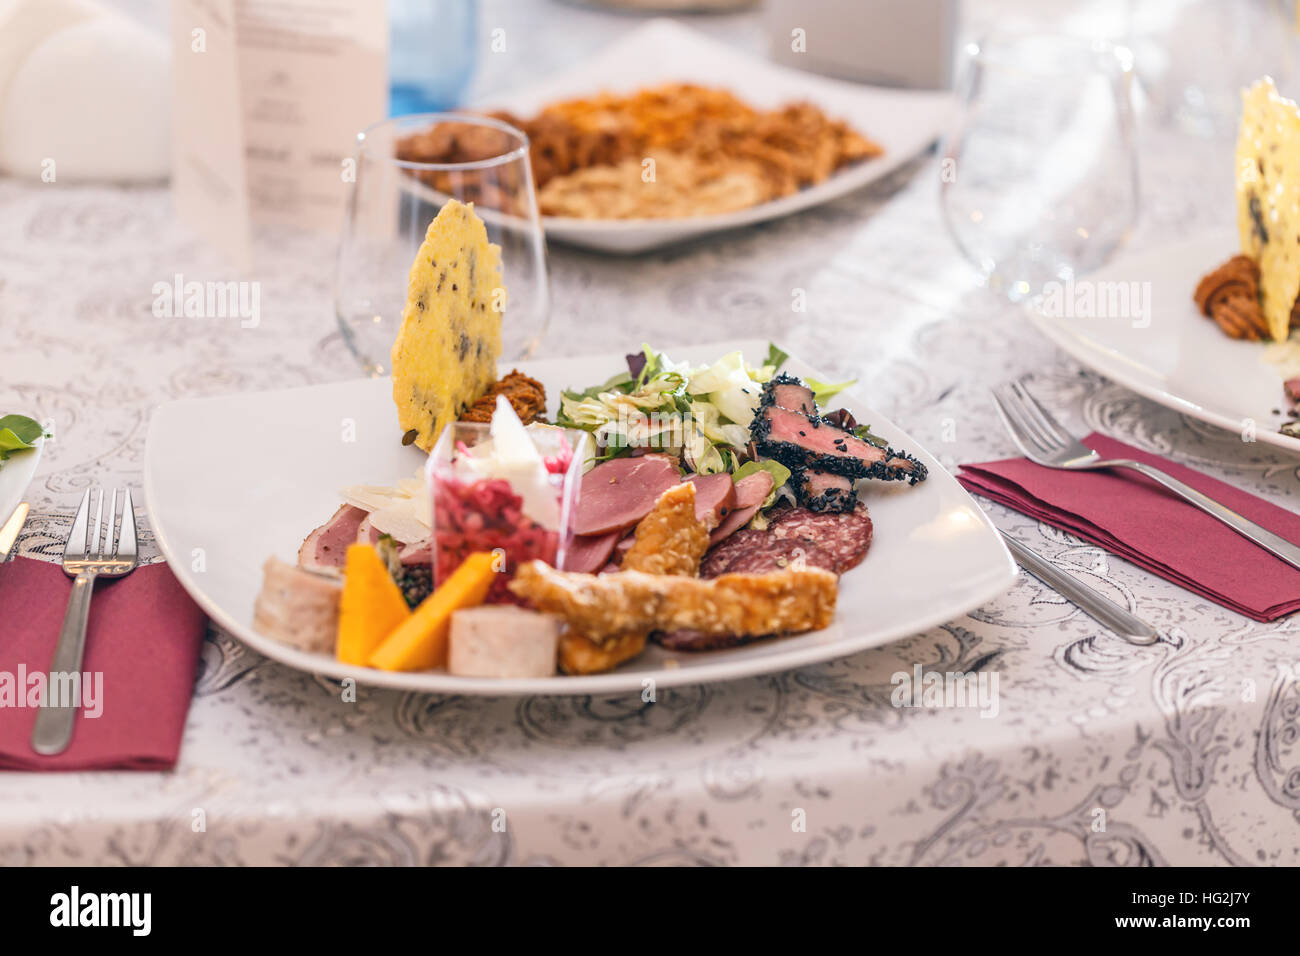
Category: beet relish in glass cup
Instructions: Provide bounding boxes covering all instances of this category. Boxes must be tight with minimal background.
[427,399,589,604]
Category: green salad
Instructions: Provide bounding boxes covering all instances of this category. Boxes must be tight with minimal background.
[556,343,857,475]
[0,414,42,464]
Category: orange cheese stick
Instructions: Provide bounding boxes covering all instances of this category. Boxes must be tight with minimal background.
[368,551,496,671]
[337,544,412,665]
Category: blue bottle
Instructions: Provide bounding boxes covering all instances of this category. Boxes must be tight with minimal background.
[389,0,478,116]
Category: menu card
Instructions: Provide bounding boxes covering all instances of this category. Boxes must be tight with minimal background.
[170,0,388,268]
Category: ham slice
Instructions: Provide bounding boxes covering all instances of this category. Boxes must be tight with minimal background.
[563,530,621,573]
[733,470,774,509]
[298,504,367,571]
[710,503,761,547]
[355,515,383,545]
[707,471,773,546]
[573,454,680,536]
[398,537,432,565]
[685,472,735,529]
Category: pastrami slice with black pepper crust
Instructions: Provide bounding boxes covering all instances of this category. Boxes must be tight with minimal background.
[791,468,857,513]
[764,372,818,417]
[750,375,928,486]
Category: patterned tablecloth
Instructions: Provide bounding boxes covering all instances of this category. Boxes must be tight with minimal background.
[2,1,1298,866]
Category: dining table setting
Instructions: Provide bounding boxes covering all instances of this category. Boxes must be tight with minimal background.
[1,0,1299,881]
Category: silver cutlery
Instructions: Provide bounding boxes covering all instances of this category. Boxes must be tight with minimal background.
[993,377,1300,573]
[0,502,28,561]
[31,488,138,756]
[1000,530,1159,646]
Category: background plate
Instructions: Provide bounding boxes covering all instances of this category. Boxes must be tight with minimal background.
[0,435,41,535]
[478,19,955,254]
[145,339,1015,695]
[1026,232,1300,455]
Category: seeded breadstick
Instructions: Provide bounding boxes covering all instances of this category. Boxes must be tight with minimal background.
[512,561,837,641]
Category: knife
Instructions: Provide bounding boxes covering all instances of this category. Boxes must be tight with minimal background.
[0,502,29,561]
[1000,531,1159,646]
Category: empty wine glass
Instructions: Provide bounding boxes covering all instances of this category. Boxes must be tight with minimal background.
[940,34,1140,302]
[336,113,549,376]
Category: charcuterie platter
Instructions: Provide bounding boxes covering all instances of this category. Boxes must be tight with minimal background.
[144,202,1014,695]
[145,339,1013,695]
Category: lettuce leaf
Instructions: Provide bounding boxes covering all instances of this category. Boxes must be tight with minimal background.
[763,343,789,371]
[804,377,856,404]
[733,459,790,509]
[0,414,42,461]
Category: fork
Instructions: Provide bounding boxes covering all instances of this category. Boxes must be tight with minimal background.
[30,488,138,756]
[992,378,1300,573]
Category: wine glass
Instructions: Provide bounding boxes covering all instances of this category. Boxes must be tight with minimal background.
[940,34,1140,302]
[336,113,549,376]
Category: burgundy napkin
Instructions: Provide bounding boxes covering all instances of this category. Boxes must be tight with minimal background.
[959,433,1300,622]
[0,557,205,770]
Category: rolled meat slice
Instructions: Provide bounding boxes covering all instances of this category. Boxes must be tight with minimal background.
[253,557,342,653]
[573,454,680,536]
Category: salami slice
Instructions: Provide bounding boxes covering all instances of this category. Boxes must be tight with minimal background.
[700,527,839,578]
[654,628,765,652]
[767,504,873,573]
[700,504,872,578]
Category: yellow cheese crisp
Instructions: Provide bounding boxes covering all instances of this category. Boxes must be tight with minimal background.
[1236,77,1300,342]
[391,200,504,451]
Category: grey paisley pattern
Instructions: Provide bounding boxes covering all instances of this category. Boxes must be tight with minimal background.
[1,0,1299,865]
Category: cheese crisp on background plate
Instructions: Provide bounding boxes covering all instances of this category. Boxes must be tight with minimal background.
[1027,232,1300,454]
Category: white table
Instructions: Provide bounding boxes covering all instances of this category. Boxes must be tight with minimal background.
[1,0,1297,866]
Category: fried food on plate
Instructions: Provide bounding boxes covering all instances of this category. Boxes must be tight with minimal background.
[559,482,710,675]
[621,482,709,577]
[559,631,648,675]
[394,83,881,221]
[512,560,838,642]
[538,151,768,219]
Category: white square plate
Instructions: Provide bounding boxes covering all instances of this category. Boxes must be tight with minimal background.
[144,339,1015,696]
[1025,232,1300,455]
[477,19,956,254]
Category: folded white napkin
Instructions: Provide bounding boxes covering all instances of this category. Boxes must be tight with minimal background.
[0,0,170,182]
